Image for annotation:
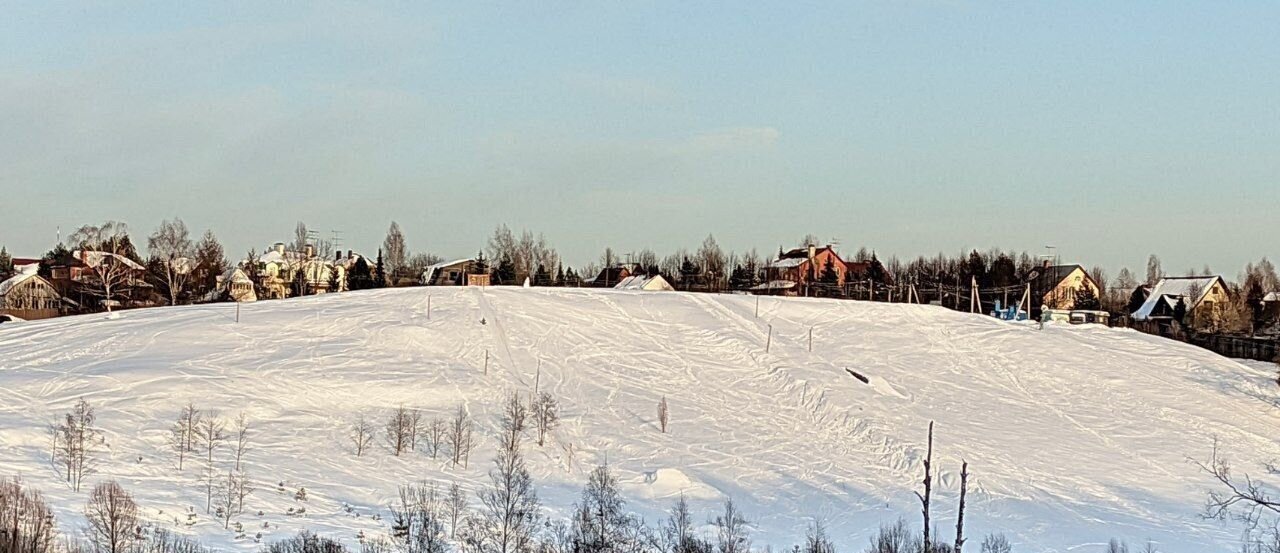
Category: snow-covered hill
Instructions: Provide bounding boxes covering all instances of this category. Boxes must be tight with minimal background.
[1,288,1276,552]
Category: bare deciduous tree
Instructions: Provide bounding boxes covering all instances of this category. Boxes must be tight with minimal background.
[449,405,474,468]
[712,498,750,553]
[383,222,408,281]
[499,393,527,453]
[84,481,139,553]
[54,398,99,492]
[446,482,467,539]
[979,533,1012,553]
[531,392,559,447]
[233,412,250,472]
[147,218,194,306]
[390,482,448,553]
[215,471,239,529]
[1198,437,1280,526]
[424,417,447,459]
[195,413,227,513]
[802,520,835,553]
[169,403,201,471]
[477,406,539,553]
[0,476,57,553]
[351,414,376,457]
[386,406,415,456]
[68,221,139,312]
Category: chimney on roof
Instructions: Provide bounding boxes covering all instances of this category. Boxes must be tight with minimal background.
[274,243,285,255]
[1043,259,1052,269]
[347,250,353,259]
[305,244,314,258]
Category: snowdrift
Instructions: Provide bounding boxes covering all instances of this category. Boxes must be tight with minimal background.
[1,287,1276,552]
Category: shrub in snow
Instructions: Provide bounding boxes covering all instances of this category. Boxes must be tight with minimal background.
[265,531,348,553]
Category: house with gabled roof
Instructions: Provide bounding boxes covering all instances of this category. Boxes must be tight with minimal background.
[752,245,847,296]
[1025,262,1102,315]
[1131,275,1231,328]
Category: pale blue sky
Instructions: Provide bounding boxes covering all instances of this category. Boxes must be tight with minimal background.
[1,1,1276,275]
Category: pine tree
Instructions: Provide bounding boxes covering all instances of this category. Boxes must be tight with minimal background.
[495,255,516,285]
[533,264,550,286]
[375,249,387,288]
[192,230,228,297]
[556,263,566,287]
[820,257,839,284]
[1074,285,1101,311]
[0,246,12,277]
[679,257,700,289]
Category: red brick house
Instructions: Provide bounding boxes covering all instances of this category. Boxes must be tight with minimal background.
[754,245,848,296]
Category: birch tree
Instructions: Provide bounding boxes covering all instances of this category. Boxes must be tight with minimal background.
[476,403,539,553]
[147,218,194,305]
[68,221,137,312]
[383,222,408,281]
[54,399,98,492]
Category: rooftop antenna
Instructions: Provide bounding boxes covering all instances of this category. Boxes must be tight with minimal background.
[331,229,344,252]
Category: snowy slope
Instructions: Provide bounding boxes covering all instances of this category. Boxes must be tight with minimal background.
[1,288,1277,552]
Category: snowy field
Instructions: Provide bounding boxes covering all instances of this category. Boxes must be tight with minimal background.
[1,287,1277,552]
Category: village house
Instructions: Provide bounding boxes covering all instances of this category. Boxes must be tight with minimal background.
[1131,275,1232,332]
[585,264,645,288]
[752,245,847,296]
[0,263,63,320]
[1026,262,1102,314]
[210,267,258,303]
[422,258,480,286]
[614,274,675,292]
[256,243,349,298]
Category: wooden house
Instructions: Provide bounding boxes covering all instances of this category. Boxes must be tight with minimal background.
[423,258,480,286]
[0,266,62,320]
[1026,263,1102,314]
[1132,276,1231,331]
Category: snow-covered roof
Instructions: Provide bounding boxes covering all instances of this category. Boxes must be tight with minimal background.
[614,275,674,291]
[749,280,798,291]
[1265,292,1280,303]
[1132,276,1224,320]
[422,258,474,284]
[74,250,145,271]
[259,250,309,264]
[0,264,46,296]
[767,258,807,269]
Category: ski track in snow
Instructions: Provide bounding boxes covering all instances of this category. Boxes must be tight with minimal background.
[0,287,1276,553]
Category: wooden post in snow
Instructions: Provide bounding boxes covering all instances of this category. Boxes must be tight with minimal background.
[808,327,813,352]
[916,421,935,551]
[427,295,432,320]
[235,302,240,323]
[755,295,760,318]
[970,276,978,313]
[765,324,773,353]
[955,460,969,553]
[484,350,489,375]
